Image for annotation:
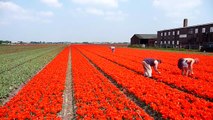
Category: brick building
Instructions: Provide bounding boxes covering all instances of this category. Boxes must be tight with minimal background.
[157,19,213,49]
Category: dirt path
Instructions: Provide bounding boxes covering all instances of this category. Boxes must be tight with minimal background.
[60,49,75,119]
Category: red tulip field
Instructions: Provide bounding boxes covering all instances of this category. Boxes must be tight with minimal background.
[0,44,213,119]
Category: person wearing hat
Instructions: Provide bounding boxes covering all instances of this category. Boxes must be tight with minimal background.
[178,58,199,76]
[142,58,162,78]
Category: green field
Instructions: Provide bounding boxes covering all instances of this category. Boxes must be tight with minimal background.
[0,44,67,104]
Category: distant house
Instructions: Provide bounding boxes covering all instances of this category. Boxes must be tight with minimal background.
[0,40,11,45]
[130,34,157,47]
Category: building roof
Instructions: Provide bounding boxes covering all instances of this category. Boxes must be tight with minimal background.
[133,34,157,39]
[158,22,213,32]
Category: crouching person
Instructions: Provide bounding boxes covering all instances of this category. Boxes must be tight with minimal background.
[142,58,161,78]
[178,58,199,76]
[110,46,115,53]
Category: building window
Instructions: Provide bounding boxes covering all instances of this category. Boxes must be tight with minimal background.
[177,41,179,45]
[164,41,166,44]
[195,28,198,33]
[188,28,193,34]
[160,41,162,44]
[177,30,180,35]
[168,32,170,35]
[164,32,167,36]
[168,41,170,44]
[210,27,213,32]
[161,32,163,36]
[172,41,174,45]
[202,28,206,33]
[172,31,175,35]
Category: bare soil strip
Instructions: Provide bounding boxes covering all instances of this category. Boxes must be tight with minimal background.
[77,49,163,120]
[60,49,76,120]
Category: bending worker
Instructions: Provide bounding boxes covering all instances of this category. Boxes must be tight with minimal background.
[110,46,115,53]
[142,58,161,78]
[178,58,199,76]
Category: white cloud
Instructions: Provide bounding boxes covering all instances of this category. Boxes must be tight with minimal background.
[0,21,9,26]
[38,11,54,17]
[71,0,127,21]
[0,1,54,24]
[85,8,104,16]
[41,0,62,8]
[153,0,202,19]
[0,1,32,21]
[74,7,127,21]
[72,0,127,8]
[104,10,127,21]
[0,1,26,13]
[153,0,202,10]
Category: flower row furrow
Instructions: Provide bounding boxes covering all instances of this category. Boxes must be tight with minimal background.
[71,46,152,119]
[77,45,213,119]
[80,45,213,100]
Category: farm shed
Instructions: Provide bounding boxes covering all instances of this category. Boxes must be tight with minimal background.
[130,34,157,47]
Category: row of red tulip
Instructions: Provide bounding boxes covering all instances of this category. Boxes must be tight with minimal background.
[71,47,152,119]
[76,45,213,119]
[87,45,213,80]
[0,47,69,119]
[79,45,213,100]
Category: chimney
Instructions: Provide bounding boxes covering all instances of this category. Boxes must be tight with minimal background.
[183,18,188,27]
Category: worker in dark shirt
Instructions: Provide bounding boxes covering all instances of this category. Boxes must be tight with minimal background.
[142,58,161,78]
[178,58,199,76]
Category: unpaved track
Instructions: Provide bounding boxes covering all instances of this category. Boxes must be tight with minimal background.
[60,49,75,119]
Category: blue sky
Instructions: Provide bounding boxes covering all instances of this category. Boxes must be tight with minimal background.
[0,0,213,43]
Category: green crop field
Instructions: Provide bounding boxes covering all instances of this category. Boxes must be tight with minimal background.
[0,44,67,104]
